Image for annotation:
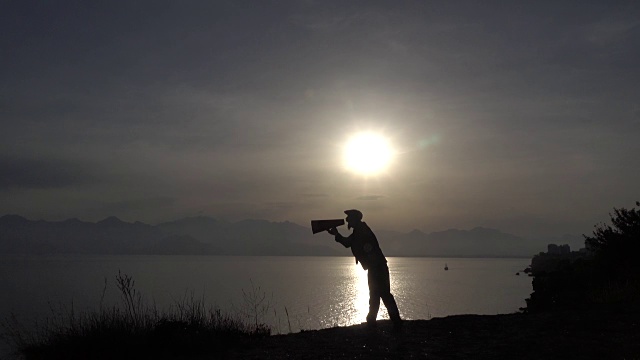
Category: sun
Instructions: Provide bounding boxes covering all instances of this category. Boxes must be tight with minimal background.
[343,132,394,175]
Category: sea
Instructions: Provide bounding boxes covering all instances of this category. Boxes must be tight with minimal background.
[0,255,532,356]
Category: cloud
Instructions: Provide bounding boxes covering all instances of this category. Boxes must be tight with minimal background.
[0,1,638,237]
[0,157,97,190]
[586,18,640,45]
[355,195,385,201]
[95,197,177,216]
[301,193,330,198]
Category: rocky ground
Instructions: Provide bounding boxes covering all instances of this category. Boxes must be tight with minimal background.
[227,306,640,359]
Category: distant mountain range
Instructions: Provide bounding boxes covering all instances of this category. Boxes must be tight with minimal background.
[0,215,585,257]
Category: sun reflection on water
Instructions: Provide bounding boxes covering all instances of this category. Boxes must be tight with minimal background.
[317,261,398,329]
[348,265,390,325]
[352,265,369,323]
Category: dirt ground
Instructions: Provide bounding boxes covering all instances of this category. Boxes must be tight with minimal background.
[227,306,640,360]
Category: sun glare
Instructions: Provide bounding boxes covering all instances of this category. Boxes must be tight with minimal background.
[343,132,393,175]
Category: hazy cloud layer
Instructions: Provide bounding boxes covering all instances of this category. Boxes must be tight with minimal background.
[1,1,639,236]
[0,157,97,190]
[356,195,385,201]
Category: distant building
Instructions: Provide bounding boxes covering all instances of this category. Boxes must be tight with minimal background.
[547,244,570,255]
[531,244,585,274]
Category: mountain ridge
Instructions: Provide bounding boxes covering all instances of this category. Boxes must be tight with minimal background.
[0,214,585,257]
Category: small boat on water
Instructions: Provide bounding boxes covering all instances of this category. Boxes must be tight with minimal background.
[444,263,448,271]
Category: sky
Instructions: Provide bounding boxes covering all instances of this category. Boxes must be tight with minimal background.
[1,1,639,238]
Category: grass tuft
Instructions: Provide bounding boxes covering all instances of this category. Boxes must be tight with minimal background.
[1,272,270,360]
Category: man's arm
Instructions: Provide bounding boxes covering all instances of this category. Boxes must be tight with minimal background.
[327,228,352,248]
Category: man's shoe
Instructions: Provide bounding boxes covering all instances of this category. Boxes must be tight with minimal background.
[367,322,377,328]
[365,320,377,329]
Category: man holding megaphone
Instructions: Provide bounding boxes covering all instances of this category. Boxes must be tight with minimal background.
[319,209,402,329]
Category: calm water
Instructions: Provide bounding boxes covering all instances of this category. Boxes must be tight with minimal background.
[0,255,531,342]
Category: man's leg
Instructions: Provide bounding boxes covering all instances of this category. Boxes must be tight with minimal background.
[376,265,402,325]
[367,269,381,325]
[381,293,401,324]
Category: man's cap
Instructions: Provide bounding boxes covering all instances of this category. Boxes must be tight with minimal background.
[344,209,363,221]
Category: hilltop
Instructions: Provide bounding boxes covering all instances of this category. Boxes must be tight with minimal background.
[228,306,639,359]
[9,304,637,359]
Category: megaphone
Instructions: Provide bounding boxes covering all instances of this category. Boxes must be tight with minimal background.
[310,219,345,234]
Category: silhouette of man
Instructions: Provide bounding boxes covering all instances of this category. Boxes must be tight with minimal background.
[328,209,402,328]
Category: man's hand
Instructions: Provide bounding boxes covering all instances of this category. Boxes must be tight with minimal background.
[327,227,338,236]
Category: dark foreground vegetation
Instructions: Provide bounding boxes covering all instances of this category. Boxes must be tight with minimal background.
[2,201,639,359]
[526,201,640,312]
[6,304,638,360]
[1,272,270,360]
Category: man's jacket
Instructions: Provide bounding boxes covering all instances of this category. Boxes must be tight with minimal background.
[334,222,387,270]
